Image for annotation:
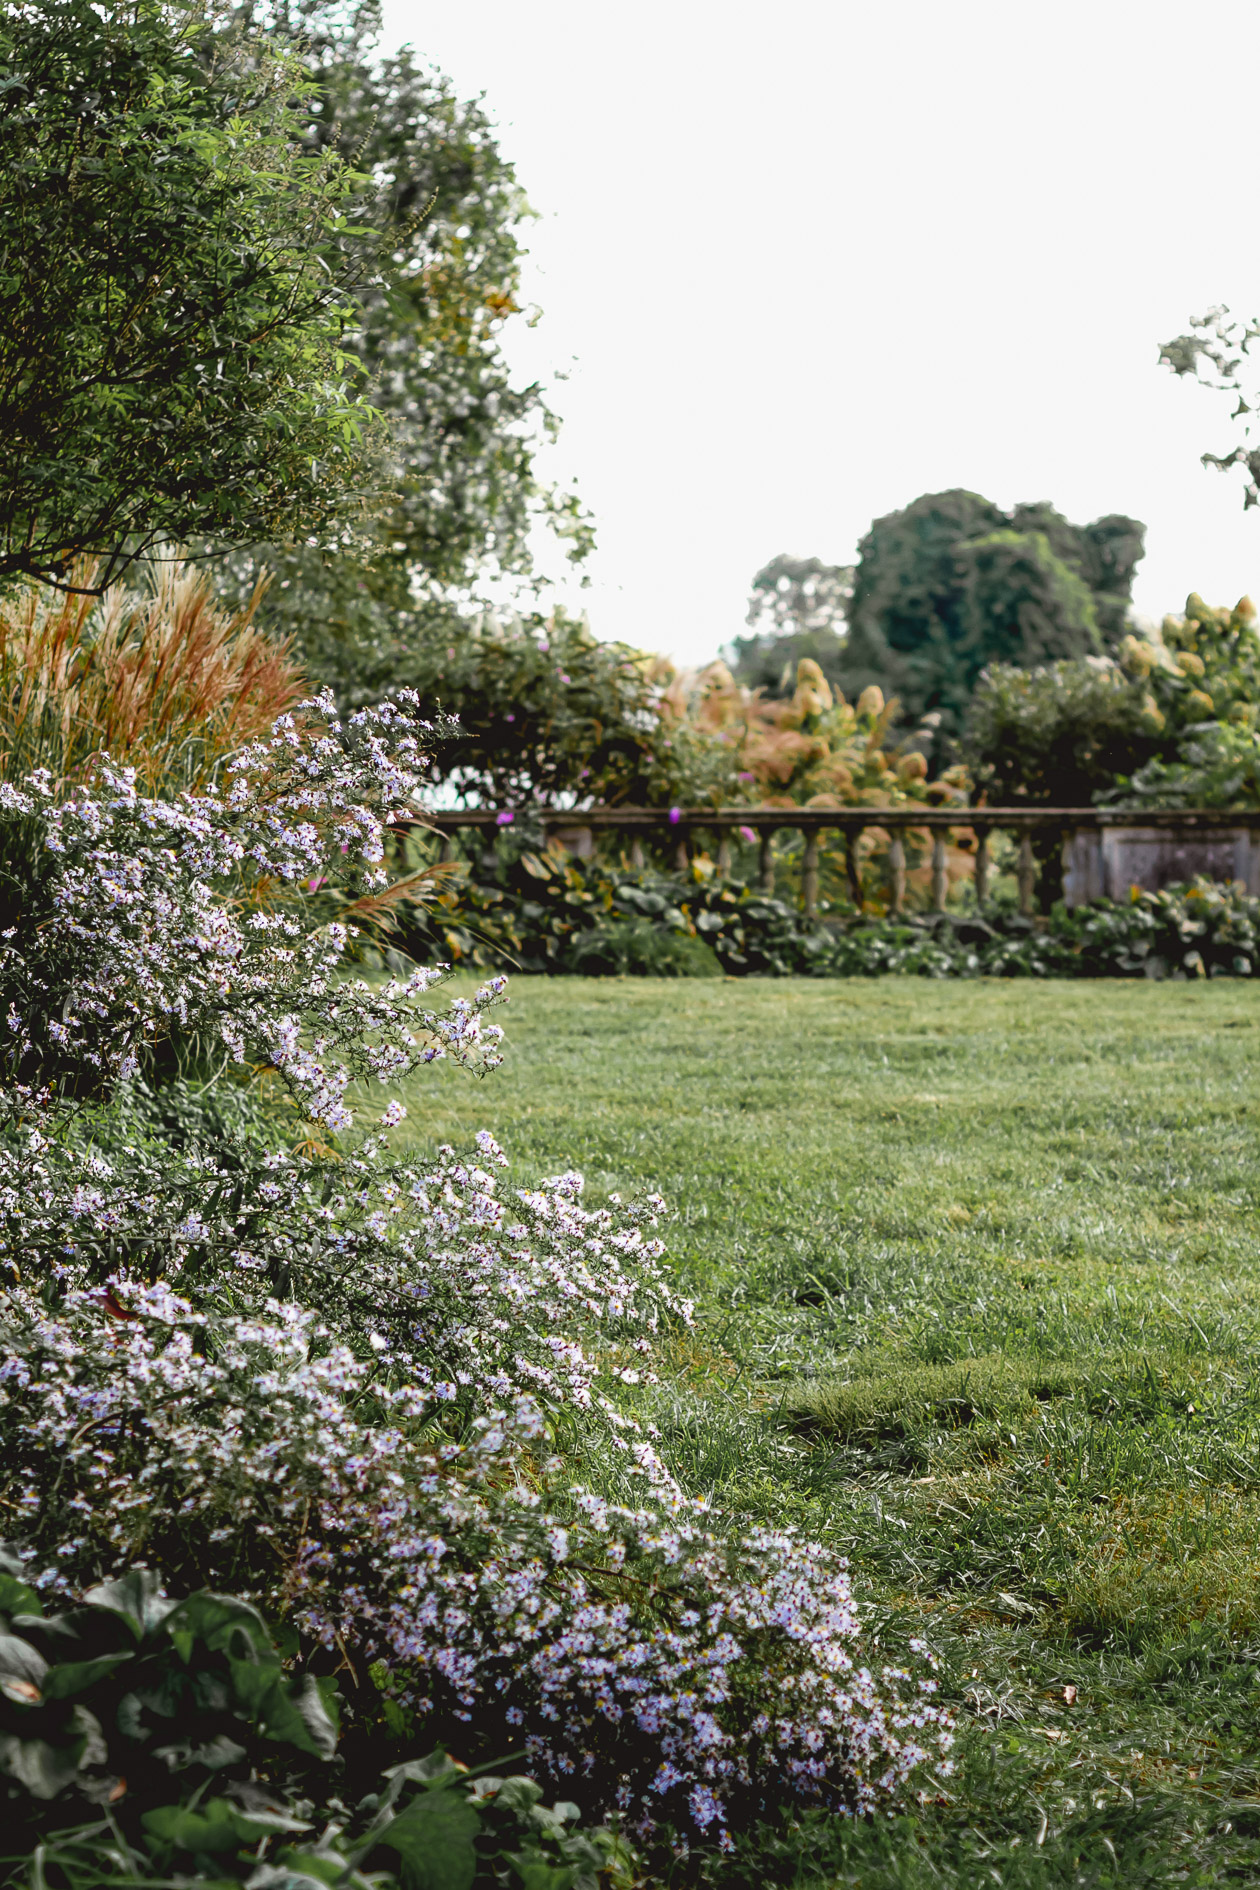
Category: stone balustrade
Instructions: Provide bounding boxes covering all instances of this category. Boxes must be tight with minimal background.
[414,806,1260,916]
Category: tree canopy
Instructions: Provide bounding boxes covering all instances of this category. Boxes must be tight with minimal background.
[212,1,591,703]
[841,490,1144,741]
[726,554,854,697]
[0,0,378,592]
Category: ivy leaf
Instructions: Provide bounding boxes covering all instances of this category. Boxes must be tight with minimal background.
[0,1730,85,1800]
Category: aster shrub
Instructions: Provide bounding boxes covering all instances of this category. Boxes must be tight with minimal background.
[0,698,954,1851]
[0,1282,953,1843]
[0,688,503,1118]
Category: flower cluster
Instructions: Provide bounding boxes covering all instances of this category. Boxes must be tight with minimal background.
[0,1280,954,1840]
[0,691,504,1125]
[0,1117,689,1473]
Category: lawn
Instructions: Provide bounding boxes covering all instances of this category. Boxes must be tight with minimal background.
[398,977,1260,1887]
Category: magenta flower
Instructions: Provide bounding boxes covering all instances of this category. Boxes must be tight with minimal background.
[496,810,515,826]
[668,807,682,825]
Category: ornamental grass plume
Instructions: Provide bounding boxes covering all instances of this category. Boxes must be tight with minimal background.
[0,557,303,799]
[0,688,499,1110]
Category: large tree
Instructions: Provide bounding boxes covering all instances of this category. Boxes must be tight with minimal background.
[212,2,591,703]
[841,490,1144,741]
[0,0,378,592]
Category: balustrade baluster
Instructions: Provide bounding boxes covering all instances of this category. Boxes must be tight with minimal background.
[889,833,906,915]
[845,830,863,909]
[802,833,820,918]
[931,834,947,913]
[1017,832,1035,916]
[974,830,989,907]
[759,831,775,895]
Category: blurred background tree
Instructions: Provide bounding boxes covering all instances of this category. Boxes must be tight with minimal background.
[841,490,1145,745]
[210,0,592,706]
[726,554,854,697]
[730,494,1145,760]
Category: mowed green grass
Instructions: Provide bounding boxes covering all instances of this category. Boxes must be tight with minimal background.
[396,979,1260,1887]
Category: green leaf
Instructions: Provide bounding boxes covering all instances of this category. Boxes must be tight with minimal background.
[0,1572,43,1618]
[0,1729,85,1799]
[42,1651,134,1700]
[378,1790,482,1890]
[142,1796,245,1853]
[167,1590,272,1665]
[83,1570,175,1639]
[0,1631,49,1696]
[502,1858,579,1890]
[226,1662,338,1759]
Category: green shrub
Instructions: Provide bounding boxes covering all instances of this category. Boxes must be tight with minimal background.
[414,850,1260,983]
[565,917,722,977]
[963,657,1163,806]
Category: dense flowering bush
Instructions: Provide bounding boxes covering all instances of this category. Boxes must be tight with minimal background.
[0,690,505,1120]
[0,1121,686,1443]
[0,1280,953,1840]
[0,696,955,1848]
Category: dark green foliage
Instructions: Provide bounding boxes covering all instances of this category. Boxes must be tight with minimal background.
[0,1560,337,1861]
[396,613,731,810]
[419,853,1260,981]
[566,919,723,978]
[1009,504,1145,643]
[966,593,1260,809]
[0,1557,632,1889]
[727,554,855,698]
[0,0,377,591]
[842,490,1144,741]
[955,530,1100,666]
[822,882,1260,980]
[963,658,1165,805]
[214,1,592,703]
[404,849,840,976]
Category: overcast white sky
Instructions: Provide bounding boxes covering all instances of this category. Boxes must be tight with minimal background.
[383,0,1260,668]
